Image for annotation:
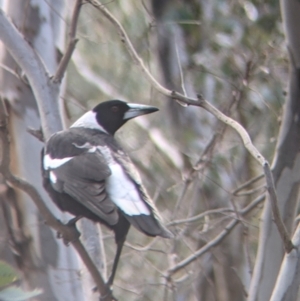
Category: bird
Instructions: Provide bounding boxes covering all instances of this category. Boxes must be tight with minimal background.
[42,99,173,286]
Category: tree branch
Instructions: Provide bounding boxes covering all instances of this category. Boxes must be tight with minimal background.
[53,0,82,83]
[0,9,62,139]
[264,163,294,253]
[87,0,293,253]
[269,222,300,301]
[166,194,264,277]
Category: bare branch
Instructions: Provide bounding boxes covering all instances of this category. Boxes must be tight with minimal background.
[270,222,300,301]
[232,173,265,195]
[0,63,21,79]
[233,185,266,197]
[53,0,82,83]
[168,208,235,226]
[172,131,220,219]
[27,127,44,142]
[86,0,177,100]
[264,163,294,253]
[0,9,62,139]
[166,194,264,277]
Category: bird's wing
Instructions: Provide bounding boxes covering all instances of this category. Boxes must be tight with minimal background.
[44,133,118,225]
[114,150,162,218]
[113,150,173,238]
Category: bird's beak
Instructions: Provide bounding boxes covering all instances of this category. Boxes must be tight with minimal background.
[124,103,159,120]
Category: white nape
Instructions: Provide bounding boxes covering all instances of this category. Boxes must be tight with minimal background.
[106,163,150,216]
[71,110,107,133]
[44,154,73,170]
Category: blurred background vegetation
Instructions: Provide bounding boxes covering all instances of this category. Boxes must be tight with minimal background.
[61,0,287,300]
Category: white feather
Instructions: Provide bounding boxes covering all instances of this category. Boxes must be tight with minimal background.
[97,145,150,216]
[71,111,107,133]
[106,164,150,216]
[50,171,57,183]
[73,142,97,153]
[43,154,73,170]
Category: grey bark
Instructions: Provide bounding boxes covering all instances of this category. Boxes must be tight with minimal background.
[0,1,87,300]
[247,0,300,300]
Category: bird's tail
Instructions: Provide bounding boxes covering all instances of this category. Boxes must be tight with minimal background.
[125,214,173,238]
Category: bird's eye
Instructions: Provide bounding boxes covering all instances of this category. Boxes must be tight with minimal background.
[111,106,119,113]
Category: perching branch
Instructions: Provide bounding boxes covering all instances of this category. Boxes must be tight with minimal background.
[87,0,293,253]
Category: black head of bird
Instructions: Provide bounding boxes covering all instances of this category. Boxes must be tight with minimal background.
[42,99,172,288]
[72,99,158,135]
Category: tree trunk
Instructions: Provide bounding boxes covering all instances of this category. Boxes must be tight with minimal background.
[0,1,87,300]
[248,0,300,300]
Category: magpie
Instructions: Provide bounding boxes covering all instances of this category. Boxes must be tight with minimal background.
[42,100,172,285]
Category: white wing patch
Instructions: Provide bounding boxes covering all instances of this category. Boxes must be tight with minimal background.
[98,146,150,216]
[49,171,57,183]
[106,164,151,216]
[44,154,73,170]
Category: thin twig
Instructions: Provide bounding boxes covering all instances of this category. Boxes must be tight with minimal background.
[172,132,220,219]
[27,127,44,142]
[174,36,187,98]
[234,185,266,197]
[86,0,175,99]
[168,208,234,226]
[53,0,82,83]
[232,173,265,195]
[166,194,264,276]
[0,63,21,79]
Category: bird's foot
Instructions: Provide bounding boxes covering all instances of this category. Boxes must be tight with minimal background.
[67,215,83,226]
[106,276,114,288]
[99,287,117,301]
[93,285,117,301]
[55,217,82,245]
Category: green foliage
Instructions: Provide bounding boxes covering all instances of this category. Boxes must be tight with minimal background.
[0,261,18,289]
[0,261,42,301]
